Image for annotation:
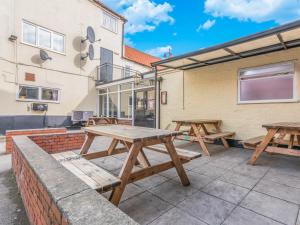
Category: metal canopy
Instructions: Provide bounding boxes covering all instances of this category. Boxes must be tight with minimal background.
[152,20,300,70]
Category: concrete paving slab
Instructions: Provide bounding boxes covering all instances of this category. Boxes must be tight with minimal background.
[149,179,198,205]
[223,207,283,225]
[219,171,260,189]
[192,164,228,179]
[254,179,300,204]
[240,191,299,225]
[297,210,300,225]
[178,191,235,225]
[149,207,207,225]
[0,154,11,174]
[134,174,169,190]
[231,163,269,179]
[264,169,300,189]
[119,191,172,225]
[172,171,214,190]
[0,171,29,225]
[202,180,250,204]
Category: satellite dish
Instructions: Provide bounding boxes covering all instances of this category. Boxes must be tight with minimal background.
[81,26,95,43]
[81,44,95,61]
[40,50,52,61]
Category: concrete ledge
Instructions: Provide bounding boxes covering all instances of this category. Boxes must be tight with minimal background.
[12,135,138,225]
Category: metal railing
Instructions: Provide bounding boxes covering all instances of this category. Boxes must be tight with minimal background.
[97,63,141,83]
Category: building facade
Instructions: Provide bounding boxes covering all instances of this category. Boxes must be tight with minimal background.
[153,20,300,142]
[0,0,157,134]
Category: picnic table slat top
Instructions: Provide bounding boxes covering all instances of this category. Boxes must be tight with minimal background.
[83,125,182,142]
[172,119,221,124]
[262,122,300,130]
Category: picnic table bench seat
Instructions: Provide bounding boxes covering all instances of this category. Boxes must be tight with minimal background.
[265,146,300,157]
[145,144,202,161]
[241,135,265,149]
[204,132,235,140]
[52,151,121,193]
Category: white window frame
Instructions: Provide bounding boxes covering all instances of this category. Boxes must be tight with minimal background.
[22,20,66,54]
[17,85,60,103]
[237,61,297,104]
[102,11,118,33]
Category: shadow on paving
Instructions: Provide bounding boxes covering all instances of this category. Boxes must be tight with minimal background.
[0,170,29,225]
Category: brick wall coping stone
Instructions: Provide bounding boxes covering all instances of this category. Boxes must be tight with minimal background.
[12,135,138,225]
[7,128,67,133]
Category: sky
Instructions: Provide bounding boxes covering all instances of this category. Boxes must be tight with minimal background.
[100,0,300,58]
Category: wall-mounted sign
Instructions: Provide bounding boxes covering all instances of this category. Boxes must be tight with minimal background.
[161,91,167,105]
[25,73,35,82]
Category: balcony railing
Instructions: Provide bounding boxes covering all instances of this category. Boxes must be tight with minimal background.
[97,63,141,83]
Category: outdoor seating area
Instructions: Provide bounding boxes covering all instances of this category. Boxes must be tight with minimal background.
[80,135,300,225]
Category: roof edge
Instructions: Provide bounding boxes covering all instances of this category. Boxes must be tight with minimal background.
[91,0,127,22]
[152,19,300,67]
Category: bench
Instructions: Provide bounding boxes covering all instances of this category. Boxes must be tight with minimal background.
[265,146,300,157]
[145,145,202,160]
[204,132,235,140]
[52,151,121,193]
[241,136,265,149]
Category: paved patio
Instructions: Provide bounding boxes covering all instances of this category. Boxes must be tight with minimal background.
[87,137,300,225]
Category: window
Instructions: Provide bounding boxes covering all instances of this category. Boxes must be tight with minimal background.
[22,20,65,53]
[42,88,59,101]
[18,85,60,103]
[120,91,132,118]
[124,65,131,78]
[23,22,36,45]
[102,12,117,33]
[18,86,39,100]
[238,62,295,103]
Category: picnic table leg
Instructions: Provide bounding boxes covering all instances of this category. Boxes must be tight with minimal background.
[110,142,143,206]
[80,133,95,155]
[288,134,295,149]
[213,123,230,149]
[107,139,119,155]
[172,122,182,141]
[191,124,210,156]
[249,128,278,165]
[164,138,190,186]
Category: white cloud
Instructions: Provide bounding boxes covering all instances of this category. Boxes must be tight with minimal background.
[124,37,134,46]
[100,0,174,34]
[146,45,172,57]
[204,0,300,24]
[196,19,216,32]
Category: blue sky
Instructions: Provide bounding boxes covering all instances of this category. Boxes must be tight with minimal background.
[101,0,300,58]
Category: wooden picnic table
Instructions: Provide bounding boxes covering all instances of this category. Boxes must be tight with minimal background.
[249,122,300,165]
[79,125,194,206]
[172,119,235,156]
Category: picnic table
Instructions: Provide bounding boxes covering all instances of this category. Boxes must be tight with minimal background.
[249,122,300,165]
[172,119,235,156]
[77,125,198,206]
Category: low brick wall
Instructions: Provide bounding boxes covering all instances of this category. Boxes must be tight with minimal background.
[29,132,85,154]
[12,135,138,225]
[6,128,67,154]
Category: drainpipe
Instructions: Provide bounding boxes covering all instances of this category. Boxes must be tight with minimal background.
[154,66,158,129]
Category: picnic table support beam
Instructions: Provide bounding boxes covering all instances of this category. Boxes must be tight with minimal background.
[191,124,210,156]
[164,138,190,186]
[213,123,230,149]
[110,142,143,206]
[249,128,278,165]
[80,133,95,155]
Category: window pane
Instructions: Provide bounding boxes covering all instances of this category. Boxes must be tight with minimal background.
[240,75,294,101]
[42,88,58,101]
[99,95,108,116]
[23,22,36,45]
[38,28,51,48]
[120,91,132,118]
[19,86,39,100]
[108,85,118,92]
[52,33,64,53]
[103,12,117,32]
[120,83,132,91]
[108,93,118,117]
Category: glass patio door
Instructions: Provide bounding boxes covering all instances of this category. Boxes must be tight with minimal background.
[134,88,155,128]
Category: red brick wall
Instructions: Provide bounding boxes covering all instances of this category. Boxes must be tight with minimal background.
[29,132,86,154]
[6,128,67,154]
[12,144,68,225]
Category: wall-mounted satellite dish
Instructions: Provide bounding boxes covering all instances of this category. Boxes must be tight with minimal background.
[81,26,95,43]
[40,50,52,61]
[81,44,95,61]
